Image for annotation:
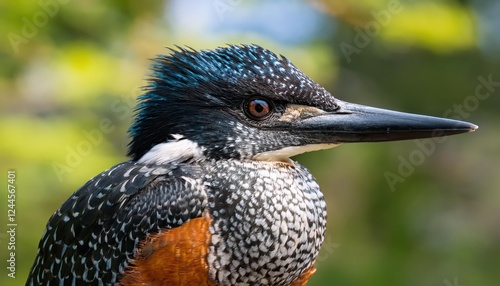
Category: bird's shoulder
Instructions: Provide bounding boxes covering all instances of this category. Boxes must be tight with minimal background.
[28,160,209,284]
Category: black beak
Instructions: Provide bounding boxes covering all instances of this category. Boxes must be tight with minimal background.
[298,100,478,142]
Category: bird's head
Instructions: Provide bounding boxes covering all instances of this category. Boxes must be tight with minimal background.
[128,44,477,163]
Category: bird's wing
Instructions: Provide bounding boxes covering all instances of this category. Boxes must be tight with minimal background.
[27,161,208,285]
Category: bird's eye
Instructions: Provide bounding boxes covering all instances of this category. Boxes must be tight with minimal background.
[244,97,273,120]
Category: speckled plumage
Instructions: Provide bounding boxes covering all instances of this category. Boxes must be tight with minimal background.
[27,160,208,285]
[28,157,326,285]
[128,44,338,161]
[206,160,326,285]
[27,44,332,285]
[27,43,477,285]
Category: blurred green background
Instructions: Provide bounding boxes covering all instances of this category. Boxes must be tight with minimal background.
[1,0,499,285]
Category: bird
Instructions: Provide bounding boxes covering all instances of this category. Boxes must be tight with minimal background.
[27,44,477,286]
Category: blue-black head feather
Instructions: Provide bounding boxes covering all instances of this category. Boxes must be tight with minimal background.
[128,44,337,160]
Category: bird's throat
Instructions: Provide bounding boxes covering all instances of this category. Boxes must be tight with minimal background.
[252,143,340,163]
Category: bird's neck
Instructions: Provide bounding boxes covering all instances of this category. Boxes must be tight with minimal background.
[203,159,327,284]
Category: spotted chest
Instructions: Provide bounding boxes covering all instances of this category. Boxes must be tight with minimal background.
[204,159,327,285]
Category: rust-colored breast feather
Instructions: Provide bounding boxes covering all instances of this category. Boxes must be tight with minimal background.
[120,215,316,286]
[120,216,215,286]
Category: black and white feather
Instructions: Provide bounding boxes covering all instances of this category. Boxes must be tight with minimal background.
[27,159,208,285]
[27,44,334,286]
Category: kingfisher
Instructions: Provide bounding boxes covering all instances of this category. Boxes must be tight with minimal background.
[27,44,477,286]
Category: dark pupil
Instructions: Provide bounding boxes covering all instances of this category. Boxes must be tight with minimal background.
[251,99,268,116]
[254,102,264,113]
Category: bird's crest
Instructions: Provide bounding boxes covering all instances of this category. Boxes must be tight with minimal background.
[127,44,336,160]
